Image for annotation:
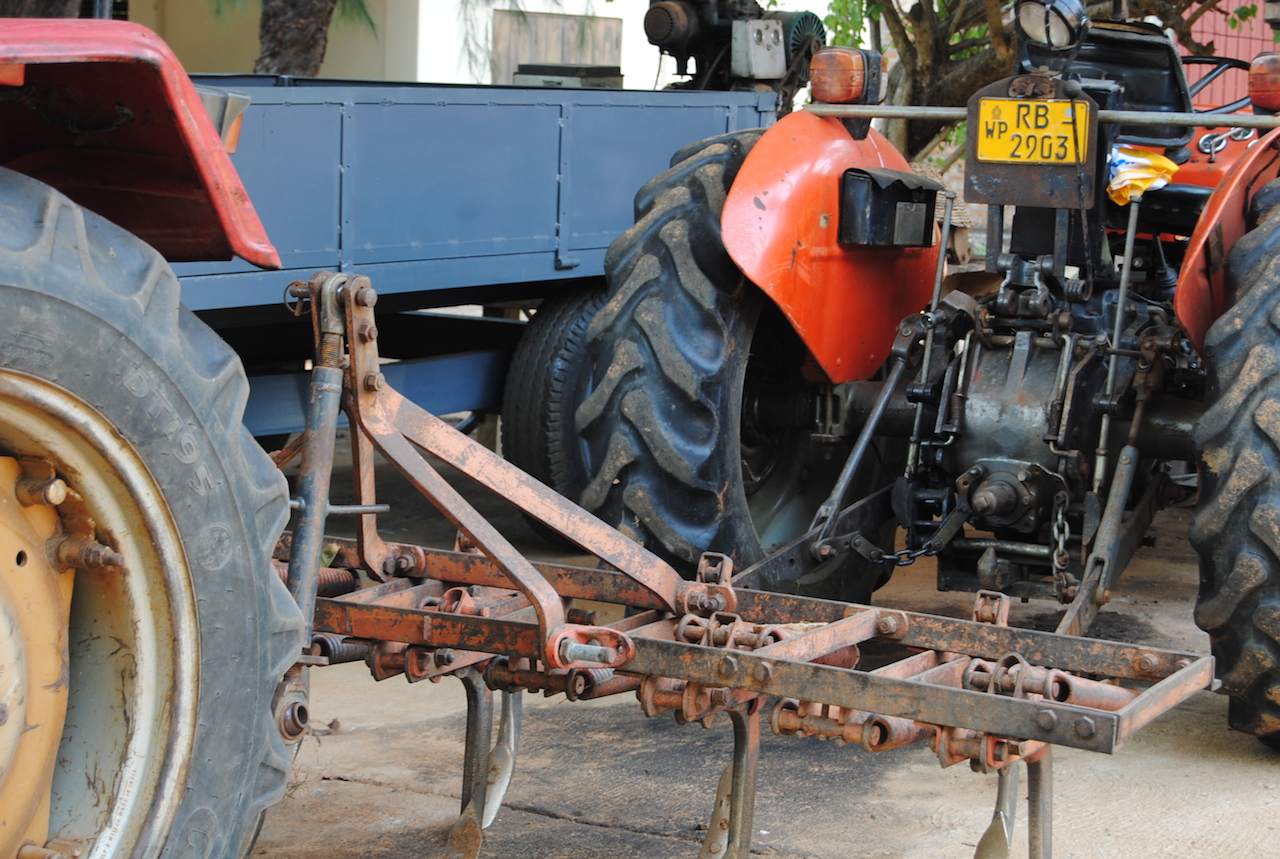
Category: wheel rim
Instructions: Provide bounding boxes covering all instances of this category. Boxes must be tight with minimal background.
[740,318,842,555]
[0,371,197,859]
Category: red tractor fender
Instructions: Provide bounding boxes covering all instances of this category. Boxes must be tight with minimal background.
[0,20,279,268]
[1175,127,1280,354]
[721,110,939,384]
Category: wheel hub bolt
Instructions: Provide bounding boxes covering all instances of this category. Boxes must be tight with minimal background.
[54,535,124,571]
[16,476,67,507]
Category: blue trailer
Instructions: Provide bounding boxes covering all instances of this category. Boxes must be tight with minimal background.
[175,76,776,436]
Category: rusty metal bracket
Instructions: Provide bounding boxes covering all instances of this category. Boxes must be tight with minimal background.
[335,281,702,669]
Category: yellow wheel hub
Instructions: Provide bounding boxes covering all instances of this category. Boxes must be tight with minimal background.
[0,457,72,858]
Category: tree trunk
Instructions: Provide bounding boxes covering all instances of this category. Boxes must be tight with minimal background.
[0,0,78,16]
[255,0,339,76]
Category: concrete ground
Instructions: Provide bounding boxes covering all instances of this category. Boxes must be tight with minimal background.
[256,444,1280,859]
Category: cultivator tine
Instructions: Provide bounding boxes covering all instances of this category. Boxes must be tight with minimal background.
[449,667,495,859]
[698,703,761,859]
[1027,747,1053,859]
[974,763,1020,859]
[481,691,522,829]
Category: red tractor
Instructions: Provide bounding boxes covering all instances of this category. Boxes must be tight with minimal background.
[514,2,1280,747]
[0,21,301,859]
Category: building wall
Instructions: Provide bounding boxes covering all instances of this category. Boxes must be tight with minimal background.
[129,0,391,78]
[130,0,665,84]
[132,0,817,87]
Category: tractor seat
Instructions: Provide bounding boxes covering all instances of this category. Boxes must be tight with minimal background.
[1105,182,1212,236]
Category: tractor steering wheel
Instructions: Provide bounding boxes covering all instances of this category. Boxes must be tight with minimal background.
[1182,55,1253,114]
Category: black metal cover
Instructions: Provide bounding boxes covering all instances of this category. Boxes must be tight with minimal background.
[838,167,943,247]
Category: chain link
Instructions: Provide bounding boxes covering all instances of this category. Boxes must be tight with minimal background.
[1050,491,1071,589]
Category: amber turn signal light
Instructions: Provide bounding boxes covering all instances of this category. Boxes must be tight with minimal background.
[809,47,881,105]
[1251,52,1280,113]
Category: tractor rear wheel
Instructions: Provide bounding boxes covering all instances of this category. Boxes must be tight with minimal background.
[1191,178,1280,747]
[574,131,895,599]
[0,168,302,858]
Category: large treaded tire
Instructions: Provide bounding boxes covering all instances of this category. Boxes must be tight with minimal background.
[501,287,605,548]
[1191,177,1280,746]
[574,131,894,599]
[0,168,303,856]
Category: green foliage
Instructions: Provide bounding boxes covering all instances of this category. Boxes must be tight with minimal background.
[824,0,876,47]
[1227,3,1257,29]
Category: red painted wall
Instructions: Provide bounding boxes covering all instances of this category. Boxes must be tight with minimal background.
[1186,11,1277,105]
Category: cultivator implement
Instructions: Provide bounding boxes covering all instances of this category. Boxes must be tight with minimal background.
[276,271,1211,859]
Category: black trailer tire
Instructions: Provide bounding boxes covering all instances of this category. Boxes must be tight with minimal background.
[1191,178,1280,746]
[0,168,303,857]
[574,131,894,599]
[501,287,605,548]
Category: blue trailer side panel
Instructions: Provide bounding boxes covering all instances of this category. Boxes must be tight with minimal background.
[176,78,775,311]
[176,77,775,432]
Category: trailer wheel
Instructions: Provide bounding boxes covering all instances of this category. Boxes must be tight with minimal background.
[0,168,302,858]
[574,132,895,599]
[501,287,605,548]
[1191,178,1280,747]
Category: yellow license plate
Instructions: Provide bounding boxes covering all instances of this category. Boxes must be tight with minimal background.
[976,98,1089,164]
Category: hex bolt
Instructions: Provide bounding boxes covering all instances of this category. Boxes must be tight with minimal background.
[691,591,726,613]
[818,543,838,560]
[1138,653,1160,674]
[753,662,774,682]
[718,655,739,677]
[559,639,616,666]
[1074,716,1096,739]
[363,372,386,392]
[358,324,379,342]
[1036,709,1058,731]
[877,614,901,636]
[434,648,457,668]
[709,688,729,708]
[16,477,67,507]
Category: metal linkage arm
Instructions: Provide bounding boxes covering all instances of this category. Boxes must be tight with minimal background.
[335,280,709,670]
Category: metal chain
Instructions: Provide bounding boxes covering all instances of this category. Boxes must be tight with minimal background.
[890,546,934,567]
[1051,491,1071,589]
